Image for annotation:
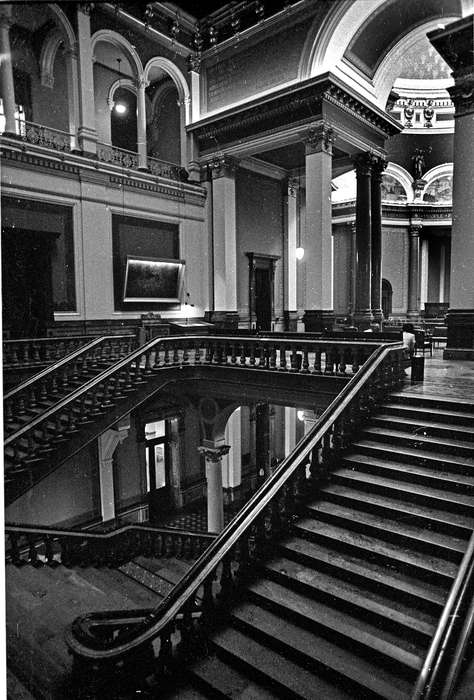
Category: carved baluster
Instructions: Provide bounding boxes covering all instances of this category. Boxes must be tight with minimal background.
[294,464,308,515]
[122,365,134,393]
[215,342,223,364]
[182,341,190,365]
[301,345,310,373]
[312,348,321,374]
[269,344,277,370]
[29,387,38,410]
[157,623,174,676]
[177,598,197,661]
[200,571,216,638]
[50,374,59,395]
[9,533,23,566]
[233,535,249,591]
[183,536,192,560]
[45,535,59,567]
[153,534,164,558]
[17,395,27,415]
[239,343,246,366]
[173,343,180,365]
[249,343,256,366]
[144,350,153,374]
[27,536,43,567]
[164,534,174,558]
[32,344,41,362]
[339,348,347,375]
[175,535,183,558]
[218,553,234,610]
[279,344,287,370]
[152,343,162,369]
[39,379,48,403]
[163,343,171,365]
[323,347,332,374]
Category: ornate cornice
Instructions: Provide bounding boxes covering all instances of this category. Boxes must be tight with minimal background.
[189,74,400,152]
[448,71,474,117]
[332,200,452,223]
[209,153,239,179]
[0,146,80,176]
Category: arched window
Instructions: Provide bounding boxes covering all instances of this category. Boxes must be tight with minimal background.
[382,279,393,318]
[147,80,181,165]
[111,86,137,152]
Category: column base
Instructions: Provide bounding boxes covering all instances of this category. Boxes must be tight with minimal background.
[303,310,335,333]
[371,308,384,324]
[444,309,474,354]
[283,310,298,332]
[353,310,374,331]
[205,310,239,331]
[407,310,421,322]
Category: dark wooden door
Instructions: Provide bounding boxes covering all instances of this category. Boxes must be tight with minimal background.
[146,435,172,522]
[255,268,272,332]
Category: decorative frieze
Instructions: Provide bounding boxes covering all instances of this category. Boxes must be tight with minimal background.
[198,445,231,463]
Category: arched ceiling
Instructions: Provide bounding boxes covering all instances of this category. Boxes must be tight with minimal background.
[344,0,463,79]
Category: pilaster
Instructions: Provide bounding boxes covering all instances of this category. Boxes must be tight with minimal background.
[136,77,148,170]
[0,8,17,135]
[407,223,422,320]
[76,5,97,154]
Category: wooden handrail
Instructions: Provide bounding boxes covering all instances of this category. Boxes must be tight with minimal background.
[411,531,474,699]
[66,340,403,661]
[4,335,134,400]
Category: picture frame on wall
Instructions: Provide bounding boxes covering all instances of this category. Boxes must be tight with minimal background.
[122,256,185,303]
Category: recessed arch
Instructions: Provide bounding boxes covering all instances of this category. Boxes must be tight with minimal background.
[421,162,453,202]
[383,163,414,203]
[39,28,63,88]
[91,29,143,79]
[144,57,190,125]
[47,3,76,49]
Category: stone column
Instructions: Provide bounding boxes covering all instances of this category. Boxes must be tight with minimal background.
[97,415,130,523]
[420,238,429,311]
[439,243,446,303]
[207,155,239,329]
[0,7,17,135]
[371,156,386,322]
[136,77,148,169]
[188,54,201,123]
[407,223,422,320]
[76,5,97,154]
[353,153,373,329]
[284,407,296,456]
[284,178,298,331]
[169,416,184,511]
[429,18,474,354]
[222,408,242,503]
[198,443,230,533]
[302,123,335,332]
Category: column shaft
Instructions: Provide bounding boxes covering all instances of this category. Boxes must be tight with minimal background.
[76,7,97,154]
[354,154,373,328]
[0,10,17,134]
[371,158,385,321]
[407,224,422,319]
[137,79,148,169]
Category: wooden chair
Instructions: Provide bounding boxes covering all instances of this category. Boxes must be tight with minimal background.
[414,329,433,357]
[432,326,448,348]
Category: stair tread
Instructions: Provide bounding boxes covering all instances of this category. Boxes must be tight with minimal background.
[280,537,447,607]
[342,453,474,486]
[307,500,467,555]
[294,516,458,579]
[363,426,474,452]
[190,652,281,699]
[322,481,474,531]
[211,624,355,700]
[247,577,424,671]
[390,392,474,409]
[232,601,413,700]
[351,440,474,467]
[264,555,436,636]
[375,414,474,436]
[335,466,474,509]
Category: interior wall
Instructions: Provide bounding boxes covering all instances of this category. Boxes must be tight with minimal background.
[113,421,147,513]
[382,226,409,316]
[32,51,69,131]
[6,443,100,527]
[236,170,284,323]
[333,225,353,316]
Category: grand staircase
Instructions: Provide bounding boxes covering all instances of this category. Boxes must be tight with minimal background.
[167,391,474,700]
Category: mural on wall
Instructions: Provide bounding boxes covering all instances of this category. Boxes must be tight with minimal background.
[381,174,407,202]
[423,175,453,203]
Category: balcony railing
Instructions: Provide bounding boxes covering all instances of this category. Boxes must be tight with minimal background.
[148,154,183,180]
[96,142,139,170]
[16,119,74,152]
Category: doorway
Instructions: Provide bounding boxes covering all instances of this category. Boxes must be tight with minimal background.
[255,268,272,332]
[1,228,55,337]
[144,420,172,522]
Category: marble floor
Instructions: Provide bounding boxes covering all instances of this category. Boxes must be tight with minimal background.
[404,347,474,401]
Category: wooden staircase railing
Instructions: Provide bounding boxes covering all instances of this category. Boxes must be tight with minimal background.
[4,335,379,504]
[4,335,135,437]
[5,523,215,569]
[3,335,101,370]
[64,340,405,686]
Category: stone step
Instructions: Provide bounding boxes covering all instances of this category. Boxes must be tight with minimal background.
[321,481,474,538]
[211,624,355,700]
[189,653,281,699]
[294,516,457,586]
[263,555,436,642]
[306,500,467,563]
[246,577,423,675]
[279,536,447,613]
[373,414,474,441]
[350,440,474,472]
[342,452,474,494]
[382,402,474,427]
[231,601,413,700]
[390,392,474,412]
[362,426,474,458]
[333,467,474,518]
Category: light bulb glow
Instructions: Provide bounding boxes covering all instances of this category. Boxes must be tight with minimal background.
[297,410,305,421]
[296,246,305,260]
[115,103,127,115]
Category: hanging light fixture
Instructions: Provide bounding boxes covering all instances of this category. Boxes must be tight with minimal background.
[114,58,127,115]
[296,179,304,260]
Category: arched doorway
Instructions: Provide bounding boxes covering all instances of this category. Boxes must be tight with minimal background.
[382,278,393,319]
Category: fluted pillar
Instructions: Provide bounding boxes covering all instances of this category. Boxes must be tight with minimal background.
[407,223,422,320]
[0,7,17,135]
[284,178,298,331]
[371,157,386,322]
[302,122,335,332]
[198,442,230,533]
[76,5,97,154]
[136,77,148,169]
[429,17,474,353]
[353,153,373,329]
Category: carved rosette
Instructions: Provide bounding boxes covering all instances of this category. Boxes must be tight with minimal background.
[305,123,335,155]
[197,445,231,463]
[209,154,239,179]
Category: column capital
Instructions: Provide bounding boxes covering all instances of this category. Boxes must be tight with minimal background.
[78,2,94,15]
[305,123,335,156]
[187,53,202,73]
[448,70,474,117]
[353,151,381,177]
[409,222,423,236]
[198,444,231,462]
[210,154,239,179]
[287,177,299,197]
[370,155,387,182]
[136,77,149,90]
